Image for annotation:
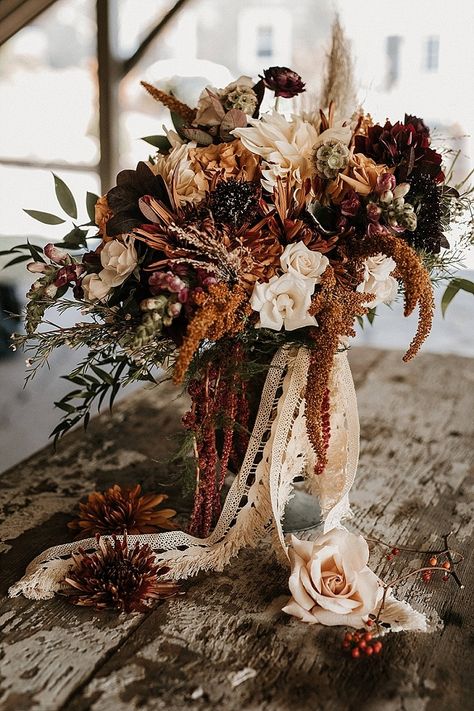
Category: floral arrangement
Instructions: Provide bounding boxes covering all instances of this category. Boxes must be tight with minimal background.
[4,64,470,643]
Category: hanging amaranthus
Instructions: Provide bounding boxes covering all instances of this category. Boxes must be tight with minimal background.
[183,343,249,537]
[305,268,370,474]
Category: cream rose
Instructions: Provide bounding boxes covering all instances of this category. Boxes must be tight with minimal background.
[282,530,383,628]
[99,236,138,288]
[81,273,112,302]
[250,272,317,331]
[280,242,329,282]
[82,237,137,303]
[357,253,398,307]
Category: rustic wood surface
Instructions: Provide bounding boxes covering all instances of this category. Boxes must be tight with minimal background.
[0,347,472,711]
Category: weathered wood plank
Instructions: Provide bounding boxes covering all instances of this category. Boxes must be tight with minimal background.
[0,382,190,710]
[0,348,473,711]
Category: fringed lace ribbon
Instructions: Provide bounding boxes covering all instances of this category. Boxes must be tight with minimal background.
[8,347,362,601]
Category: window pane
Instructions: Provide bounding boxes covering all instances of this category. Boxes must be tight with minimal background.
[0,0,98,166]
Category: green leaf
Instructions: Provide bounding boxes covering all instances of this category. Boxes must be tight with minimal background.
[441,282,460,317]
[367,307,376,325]
[3,254,31,268]
[441,277,474,317]
[170,111,187,136]
[24,209,65,225]
[53,173,77,219]
[86,191,99,223]
[452,277,474,294]
[55,226,88,249]
[141,135,172,152]
[91,364,115,385]
[54,401,77,414]
[356,315,364,329]
[27,240,46,263]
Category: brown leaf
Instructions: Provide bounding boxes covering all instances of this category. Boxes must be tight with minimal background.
[220,109,248,141]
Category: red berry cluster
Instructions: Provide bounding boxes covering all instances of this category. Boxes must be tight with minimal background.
[385,547,400,562]
[342,630,383,658]
[422,556,451,583]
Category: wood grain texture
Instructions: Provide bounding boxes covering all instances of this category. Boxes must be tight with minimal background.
[0,348,473,711]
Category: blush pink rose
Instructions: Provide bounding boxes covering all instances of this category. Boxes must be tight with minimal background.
[282,529,383,628]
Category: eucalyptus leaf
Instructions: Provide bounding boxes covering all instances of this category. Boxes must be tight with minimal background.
[441,282,460,317]
[141,135,172,152]
[3,254,31,268]
[86,191,100,223]
[170,111,187,137]
[24,209,65,225]
[451,277,474,294]
[55,226,88,249]
[367,308,376,325]
[441,277,474,317]
[53,173,77,218]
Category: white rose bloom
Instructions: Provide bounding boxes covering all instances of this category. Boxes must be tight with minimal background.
[81,273,111,302]
[250,272,317,331]
[357,253,398,307]
[280,242,329,282]
[99,236,138,288]
[232,111,319,193]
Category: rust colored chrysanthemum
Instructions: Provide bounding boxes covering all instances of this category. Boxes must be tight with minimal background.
[68,484,178,539]
[64,533,180,612]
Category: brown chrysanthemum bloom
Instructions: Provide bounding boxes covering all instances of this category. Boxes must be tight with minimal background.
[68,484,178,539]
[189,140,260,184]
[64,533,180,612]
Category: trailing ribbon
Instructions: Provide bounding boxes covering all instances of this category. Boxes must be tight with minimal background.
[9,346,360,600]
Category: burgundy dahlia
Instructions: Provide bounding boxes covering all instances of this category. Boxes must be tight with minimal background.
[260,66,305,98]
[355,116,444,183]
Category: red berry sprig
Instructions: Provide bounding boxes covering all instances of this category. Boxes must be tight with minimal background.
[342,630,383,659]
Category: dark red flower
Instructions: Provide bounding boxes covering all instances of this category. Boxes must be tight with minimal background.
[355,116,444,183]
[54,264,85,288]
[64,533,181,612]
[260,66,305,98]
[340,190,361,217]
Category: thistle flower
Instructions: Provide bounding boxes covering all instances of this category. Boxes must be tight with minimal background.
[68,484,178,539]
[260,66,305,98]
[313,140,350,179]
[64,533,180,612]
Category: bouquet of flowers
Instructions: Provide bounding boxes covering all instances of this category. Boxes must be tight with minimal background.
[4,65,472,623]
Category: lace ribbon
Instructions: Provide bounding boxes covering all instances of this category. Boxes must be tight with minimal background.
[10,346,359,600]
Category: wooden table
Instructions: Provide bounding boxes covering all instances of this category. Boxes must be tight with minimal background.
[0,348,473,711]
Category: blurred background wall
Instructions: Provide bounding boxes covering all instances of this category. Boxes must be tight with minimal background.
[0,0,473,472]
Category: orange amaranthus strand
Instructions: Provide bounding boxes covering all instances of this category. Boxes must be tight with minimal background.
[305,268,370,474]
[351,230,435,361]
[173,283,250,384]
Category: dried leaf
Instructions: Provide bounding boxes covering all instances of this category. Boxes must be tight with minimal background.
[181,127,213,146]
[220,109,248,141]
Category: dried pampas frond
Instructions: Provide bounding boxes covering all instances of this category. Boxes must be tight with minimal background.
[321,15,357,120]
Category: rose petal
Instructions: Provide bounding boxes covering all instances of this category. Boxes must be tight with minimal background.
[282,599,318,623]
